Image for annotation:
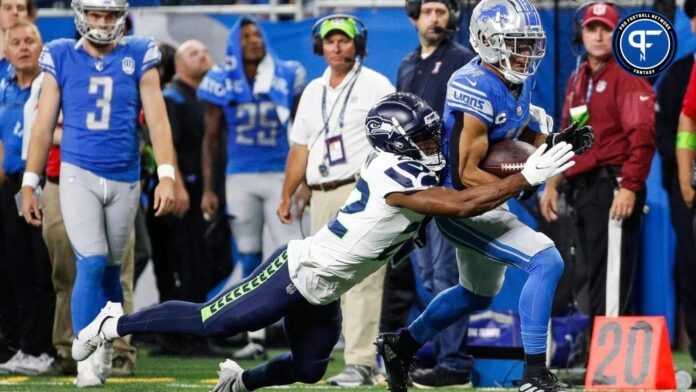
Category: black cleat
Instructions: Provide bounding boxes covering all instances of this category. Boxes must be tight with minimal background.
[518,370,565,392]
[376,333,412,392]
[411,367,472,388]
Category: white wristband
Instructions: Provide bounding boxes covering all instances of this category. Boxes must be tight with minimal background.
[22,172,40,189]
[157,164,176,181]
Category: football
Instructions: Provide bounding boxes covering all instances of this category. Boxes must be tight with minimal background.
[480,140,537,178]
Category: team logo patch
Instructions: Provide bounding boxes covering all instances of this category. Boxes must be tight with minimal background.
[122,57,135,75]
[612,11,676,77]
[596,80,607,93]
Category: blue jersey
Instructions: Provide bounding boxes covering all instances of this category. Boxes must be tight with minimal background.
[197,18,304,175]
[442,57,535,188]
[0,59,15,87]
[39,37,161,182]
[0,78,30,174]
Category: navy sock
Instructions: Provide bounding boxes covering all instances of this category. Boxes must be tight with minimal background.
[99,265,123,305]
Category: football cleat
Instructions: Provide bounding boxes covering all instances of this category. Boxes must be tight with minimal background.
[518,369,565,392]
[375,332,412,392]
[212,359,244,392]
[72,302,123,361]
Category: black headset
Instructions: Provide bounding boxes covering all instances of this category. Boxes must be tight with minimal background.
[405,0,461,33]
[311,14,368,58]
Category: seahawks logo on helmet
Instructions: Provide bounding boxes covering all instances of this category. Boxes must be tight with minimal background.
[365,92,445,171]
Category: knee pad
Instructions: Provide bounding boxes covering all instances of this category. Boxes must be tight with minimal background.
[528,247,564,282]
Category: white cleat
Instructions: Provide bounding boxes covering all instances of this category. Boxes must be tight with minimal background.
[72,302,123,361]
[75,355,104,388]
[94,342,113,380]
[0,350,27,374]
[212,359,244,392]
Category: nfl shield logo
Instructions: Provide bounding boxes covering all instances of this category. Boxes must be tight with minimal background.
[596,80,607,93]
[122,57,135,75]
[95,60,104,72]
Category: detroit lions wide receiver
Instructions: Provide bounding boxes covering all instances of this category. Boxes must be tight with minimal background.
[71,92,574,391]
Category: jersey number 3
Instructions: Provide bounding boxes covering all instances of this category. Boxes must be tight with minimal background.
[87,76,113,130]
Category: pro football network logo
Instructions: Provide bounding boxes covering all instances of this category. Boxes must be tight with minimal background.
[612,11,676,77]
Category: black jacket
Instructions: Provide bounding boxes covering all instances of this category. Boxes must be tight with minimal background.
[397,38,474,116]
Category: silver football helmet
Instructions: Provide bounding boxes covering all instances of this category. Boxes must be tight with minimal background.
[72,0,128,45]
[469,0,546,84]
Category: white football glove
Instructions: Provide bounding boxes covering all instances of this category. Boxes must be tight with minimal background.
[529,104,553,135]
[521,142,575,186]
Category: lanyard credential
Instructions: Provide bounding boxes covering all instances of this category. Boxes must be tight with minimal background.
[320,63,361,137]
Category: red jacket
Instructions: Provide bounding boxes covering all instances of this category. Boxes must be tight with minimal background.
[681,60,696,121]
[560,57,656,192]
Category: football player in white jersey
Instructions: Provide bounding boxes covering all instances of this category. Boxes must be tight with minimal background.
[70,92,575,391]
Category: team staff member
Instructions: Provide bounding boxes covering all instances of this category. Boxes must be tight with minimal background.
[0,20,53,375]
[541,3,655,319]
[392,0,475,387]
[278,15,394,386]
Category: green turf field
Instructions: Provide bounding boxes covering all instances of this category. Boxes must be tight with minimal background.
[0,349,692,391]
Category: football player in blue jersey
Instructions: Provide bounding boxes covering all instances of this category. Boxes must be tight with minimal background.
[19,0,176,386]
[376,1,594,392]
[70,92,576,392]
[198,17,306,359]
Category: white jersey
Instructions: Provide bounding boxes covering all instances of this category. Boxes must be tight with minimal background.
[287,151,439,305]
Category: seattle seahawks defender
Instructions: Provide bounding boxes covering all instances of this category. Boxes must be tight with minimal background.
[71,92,574,391]
[20,0,176,386]
[376,1,593,392]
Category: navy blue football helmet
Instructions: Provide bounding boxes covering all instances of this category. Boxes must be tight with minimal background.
[365,92,445,171]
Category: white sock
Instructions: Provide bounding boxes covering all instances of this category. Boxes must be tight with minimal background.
[232,371,249,392]
[100,316,121,340]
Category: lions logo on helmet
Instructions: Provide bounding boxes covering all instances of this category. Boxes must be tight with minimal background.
[469,0,546,84]
[365,92,445,171]
[72,0,129,45]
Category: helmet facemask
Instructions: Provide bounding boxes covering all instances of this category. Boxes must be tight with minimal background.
[73,0,128,45]
[474,28,546,84]
[392,113,446,172]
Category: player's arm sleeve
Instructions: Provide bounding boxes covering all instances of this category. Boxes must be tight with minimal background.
[682,61,696,121]
[617,76,656,192]
[446,77,495,128]
[378,160,439,200]
[196,66,231,108]
[139,39,162,78]
[38,46,59,84]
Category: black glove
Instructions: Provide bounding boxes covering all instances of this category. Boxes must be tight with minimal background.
[546,122,595,155]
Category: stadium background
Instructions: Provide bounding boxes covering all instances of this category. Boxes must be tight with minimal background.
[29,0,696,340]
